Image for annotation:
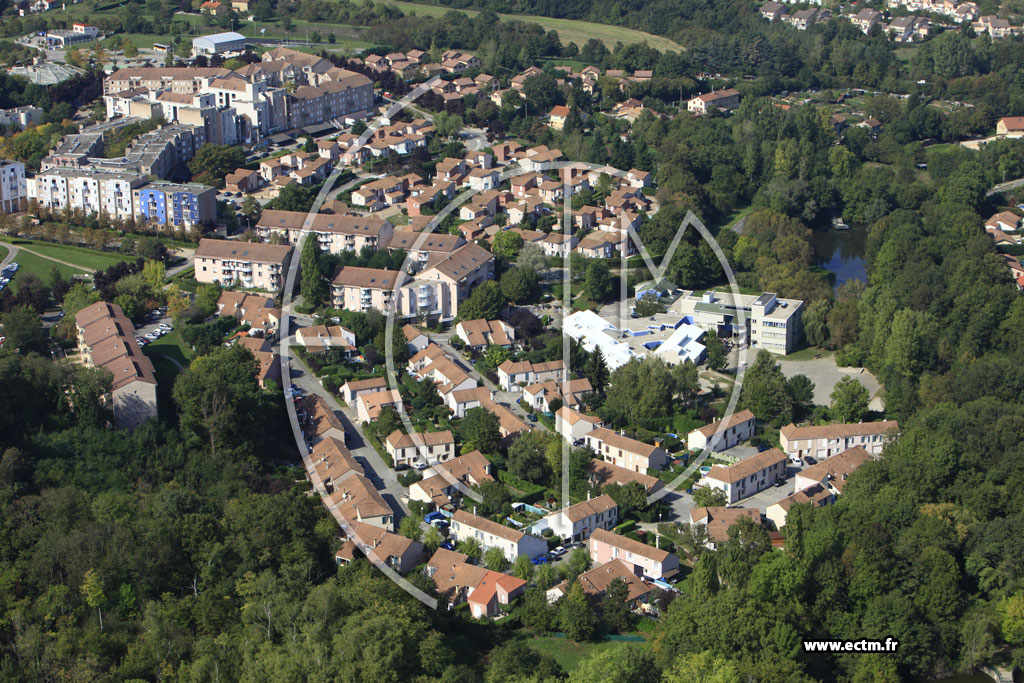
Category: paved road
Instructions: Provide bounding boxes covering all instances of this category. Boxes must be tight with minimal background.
[165,247,195,279]
[288,356,411,519]
[0,243,16,270]
[987,177,1024,197]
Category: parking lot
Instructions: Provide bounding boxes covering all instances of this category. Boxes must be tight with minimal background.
[132,308,173,348]
[0,260,19,294]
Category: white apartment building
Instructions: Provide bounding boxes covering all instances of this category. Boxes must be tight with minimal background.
[450,510,548,562]
[703,448,788,504]
[29,168,146,221]
[0,160,27,213]
[675,290,804,355]
[0,106,43,130]
[779,421,900,460]
[532,494,618,543]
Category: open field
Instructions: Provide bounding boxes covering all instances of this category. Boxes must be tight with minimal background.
[367,0,683,51]
[59,3,679,53]
[5,250,89,290]
[527,636,643,671]
[15,241,130,271]
[143,328,191,419]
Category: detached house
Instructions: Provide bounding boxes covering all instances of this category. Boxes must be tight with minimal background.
[335,520,424,573]
[687,88,740,115]
[689,507,764,549]
[450,510,547,562]
[523,377,592,412]
[496,359,566,390]
[340,376,387,405]
[534,494,618,543]
[555,406,604,444]
[703,448,788,503]
[409,450,494,508]
[584,428,669,473]
[589,528,680,580]
[547,559,653,608]
[355,389,403,423]
[687,409,756,452]
[794,446,871,494]
[454,318,515,350]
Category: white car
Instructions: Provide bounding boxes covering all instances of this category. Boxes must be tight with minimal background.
[789,457,803,468]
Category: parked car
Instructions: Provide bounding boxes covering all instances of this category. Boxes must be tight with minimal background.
[531,555,549,565]
[789,457,803,467]
[424,511,446,524]
[440,541,455,551]
[550,546,567,557]
[804,456,817,466]
[774,479,787,488]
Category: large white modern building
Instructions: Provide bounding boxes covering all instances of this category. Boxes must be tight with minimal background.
[562,309,706,370]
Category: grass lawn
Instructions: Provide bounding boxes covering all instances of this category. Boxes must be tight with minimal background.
[143,329,192,419]
[6,250,89,291]
[144,328,191,369]
[0,244,7,262]
[0,237,132,271]
[527,636,643,672]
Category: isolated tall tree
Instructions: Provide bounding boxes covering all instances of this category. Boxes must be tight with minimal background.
[830,376,870,423]
[81,568,106,632]
[560,581,596,642]
[300,236,327,309]
[584,347,609,393]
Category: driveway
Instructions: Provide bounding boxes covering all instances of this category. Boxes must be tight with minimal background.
[288,359,411,518]
[777,352,881,407]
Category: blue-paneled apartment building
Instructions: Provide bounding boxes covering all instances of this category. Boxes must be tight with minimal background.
[133,182,217,228]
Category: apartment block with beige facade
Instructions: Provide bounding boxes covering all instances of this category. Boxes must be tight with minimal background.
[330,244,494,322]
[194,238,293,291]
[779,421,899,460]
[255,210,394,254]
[75,302,158,431]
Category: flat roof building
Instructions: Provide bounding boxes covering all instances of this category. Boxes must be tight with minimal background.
[193,32,247,56]
[674,289,803,355]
